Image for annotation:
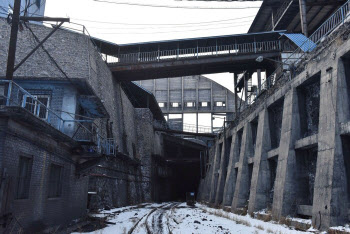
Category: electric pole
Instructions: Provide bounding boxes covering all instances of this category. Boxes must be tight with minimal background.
[6,0,21,80]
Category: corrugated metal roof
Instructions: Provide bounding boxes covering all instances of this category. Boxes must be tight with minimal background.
[280,33,316,52]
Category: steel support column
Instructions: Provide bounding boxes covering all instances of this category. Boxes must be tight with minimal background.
[299,0,308,37]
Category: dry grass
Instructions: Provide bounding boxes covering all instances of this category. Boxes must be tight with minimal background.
[279,216,291,226]
[327,229,350,234]
[254,224,264,230]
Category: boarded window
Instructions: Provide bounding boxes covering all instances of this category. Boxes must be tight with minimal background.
[16,156,33,199]
[48,164,63,198]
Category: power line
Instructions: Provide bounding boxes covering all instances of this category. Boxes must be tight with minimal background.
[85,19,254,30]
[93,0,260,9]
[71,14,256,26]
[96,22,251,34]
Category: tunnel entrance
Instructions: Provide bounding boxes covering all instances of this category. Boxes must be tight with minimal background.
[160,134,206,202]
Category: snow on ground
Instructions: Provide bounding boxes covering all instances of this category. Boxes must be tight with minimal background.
[72,202,314,234]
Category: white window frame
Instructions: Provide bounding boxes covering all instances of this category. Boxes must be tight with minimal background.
[186,102,195,107]
[201,102,208,107]
[22,94,50,120]
[171,102,180,108]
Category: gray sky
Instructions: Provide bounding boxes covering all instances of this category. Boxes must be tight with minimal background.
[45,0,262,93]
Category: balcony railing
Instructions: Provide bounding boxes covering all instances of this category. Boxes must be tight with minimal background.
[0,80,116,156]
[106,40,282,64]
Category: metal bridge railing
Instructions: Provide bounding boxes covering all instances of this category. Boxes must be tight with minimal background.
[0,80,116,156]
[241,0,350,112]
[107,40,281,64]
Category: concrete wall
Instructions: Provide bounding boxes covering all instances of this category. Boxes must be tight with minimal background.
[198,24,350,230]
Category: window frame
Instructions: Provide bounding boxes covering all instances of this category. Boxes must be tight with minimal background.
[22,94,50,120]
[185,102,196,107]
[15,156,33,200]
[171,102,181,108]
[48,164,63,198]
[215,101,226,107]
[200,102,209,107]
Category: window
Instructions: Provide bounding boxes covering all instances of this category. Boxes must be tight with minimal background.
[200,102,208,107]
[22,94,50,119]
[16,156,33,199]
[171,102,181,108]
[186,102,195,107]
[215,101,226,107]
[158,102,166,108]
[48,164,63,198]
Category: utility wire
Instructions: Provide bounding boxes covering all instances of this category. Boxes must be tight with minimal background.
[71,14,256,26]
[93,0,260,9]
[86,19,254,30]
[96,22,251,34]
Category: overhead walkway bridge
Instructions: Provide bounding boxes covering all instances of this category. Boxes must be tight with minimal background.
[92,31,288,81]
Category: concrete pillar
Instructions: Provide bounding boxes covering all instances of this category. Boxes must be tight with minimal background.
[181,77,184,111]
[234,73,238,115]
[244,75,248,107]
[196,112,198,133]
[257,69,262,94]
[231,122,254,211]
[209,142,223,203]
[272,89,300,220]
[211,113,213,133]
[214,133,233,206]
[248,108,272,214]
[299,0,308,37]
[167,78,170,112]
[312,65,349,229]
[222,131,239,206]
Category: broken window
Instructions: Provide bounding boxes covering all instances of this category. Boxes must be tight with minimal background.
[22,94,50,119]
[296,147,318,206]
[297,76,320,138]
[48,164,63,198]
[16,156,33,199]
[268,98,284,149]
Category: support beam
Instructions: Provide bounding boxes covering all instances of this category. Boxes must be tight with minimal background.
[244,74,248,107]
[299,0,308,37]
[13,22,64,72]
[222,131,238,206]
[234,73,238,114]
[257,69,262,94]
